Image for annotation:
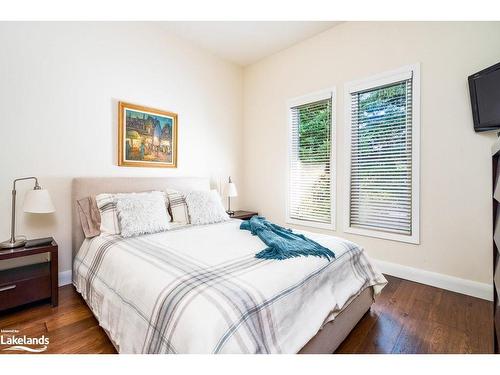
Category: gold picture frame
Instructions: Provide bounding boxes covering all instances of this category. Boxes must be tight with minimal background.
[118,101,178,168]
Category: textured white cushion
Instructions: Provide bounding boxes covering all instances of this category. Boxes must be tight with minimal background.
[116,191,170,238]
[96,191,171,235]
[185,190,229,225]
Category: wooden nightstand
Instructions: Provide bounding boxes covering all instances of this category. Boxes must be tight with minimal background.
[0,238,58,311]
[230,211,258,220]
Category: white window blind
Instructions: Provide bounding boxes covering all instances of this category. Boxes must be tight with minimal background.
[347,71,417,240]
[288,93,334,228]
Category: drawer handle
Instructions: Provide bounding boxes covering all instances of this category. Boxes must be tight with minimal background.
[0,285,16,292]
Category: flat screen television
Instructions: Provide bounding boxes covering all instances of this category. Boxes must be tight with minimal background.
[469,61,500,132]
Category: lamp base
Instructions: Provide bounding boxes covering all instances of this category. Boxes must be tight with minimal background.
[0,237,27,249]
[227,210,235,216]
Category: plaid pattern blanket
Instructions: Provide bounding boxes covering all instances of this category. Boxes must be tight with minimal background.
[73,220,386,353]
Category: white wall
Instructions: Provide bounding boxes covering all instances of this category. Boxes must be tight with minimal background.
[0,22,243,273]
[242,22,500,286]
[2,21,499,293]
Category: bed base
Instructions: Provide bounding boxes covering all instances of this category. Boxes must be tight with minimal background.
[299,287,373,354]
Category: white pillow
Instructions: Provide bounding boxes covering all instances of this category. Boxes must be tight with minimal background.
[96,191,170,235]
[115,191,170,238]
[185,190,229,225]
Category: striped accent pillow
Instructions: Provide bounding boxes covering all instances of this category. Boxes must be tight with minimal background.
[166,189,190,225]
[95,193,120,235]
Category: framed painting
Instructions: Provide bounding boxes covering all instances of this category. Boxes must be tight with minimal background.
[118,101,178,168]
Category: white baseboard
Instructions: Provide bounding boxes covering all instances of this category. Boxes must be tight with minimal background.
[58,270,72,286]
[373,259,493,301]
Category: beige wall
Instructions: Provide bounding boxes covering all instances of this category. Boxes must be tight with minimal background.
[242,22,500,284]
[0,22,243,273]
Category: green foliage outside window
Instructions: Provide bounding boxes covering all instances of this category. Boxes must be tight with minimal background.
[357,82,407,152]
[297,100,331,162]
[294,100,332,223]
[352,81,411,229]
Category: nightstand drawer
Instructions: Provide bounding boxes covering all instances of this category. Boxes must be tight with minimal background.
[0,263,51,311]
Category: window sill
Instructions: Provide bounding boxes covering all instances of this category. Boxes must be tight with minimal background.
[286,218,336,231]
[343,226,419,244]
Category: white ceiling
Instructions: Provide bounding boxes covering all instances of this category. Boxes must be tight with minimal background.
[161,21,341,66]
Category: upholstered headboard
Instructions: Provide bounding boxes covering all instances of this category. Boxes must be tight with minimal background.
[71,177,210,256]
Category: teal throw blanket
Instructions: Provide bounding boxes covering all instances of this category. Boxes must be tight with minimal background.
[240,216,335,261]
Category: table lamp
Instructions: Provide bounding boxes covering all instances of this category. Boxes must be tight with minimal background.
[0,177,55,249]
[225,176,238,216]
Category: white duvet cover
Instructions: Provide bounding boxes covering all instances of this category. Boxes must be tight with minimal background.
[73,220,386,353]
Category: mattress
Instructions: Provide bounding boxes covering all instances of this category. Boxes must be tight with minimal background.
[73,220,387,354]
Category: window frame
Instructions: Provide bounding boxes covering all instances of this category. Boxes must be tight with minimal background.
[343,64,420,244]
[286,87,337,231]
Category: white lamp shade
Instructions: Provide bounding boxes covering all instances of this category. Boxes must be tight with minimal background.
[23,189,55,213]
[225,182,238,198]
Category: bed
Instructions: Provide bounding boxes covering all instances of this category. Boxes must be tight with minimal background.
[71,177,387,354]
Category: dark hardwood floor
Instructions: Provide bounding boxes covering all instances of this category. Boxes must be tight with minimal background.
[0,286,115,354]
[0,275,493,354]
[337,275,493,354]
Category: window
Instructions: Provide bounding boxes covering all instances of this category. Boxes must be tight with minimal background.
[287,89,335,229]
[344,65,420,243]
